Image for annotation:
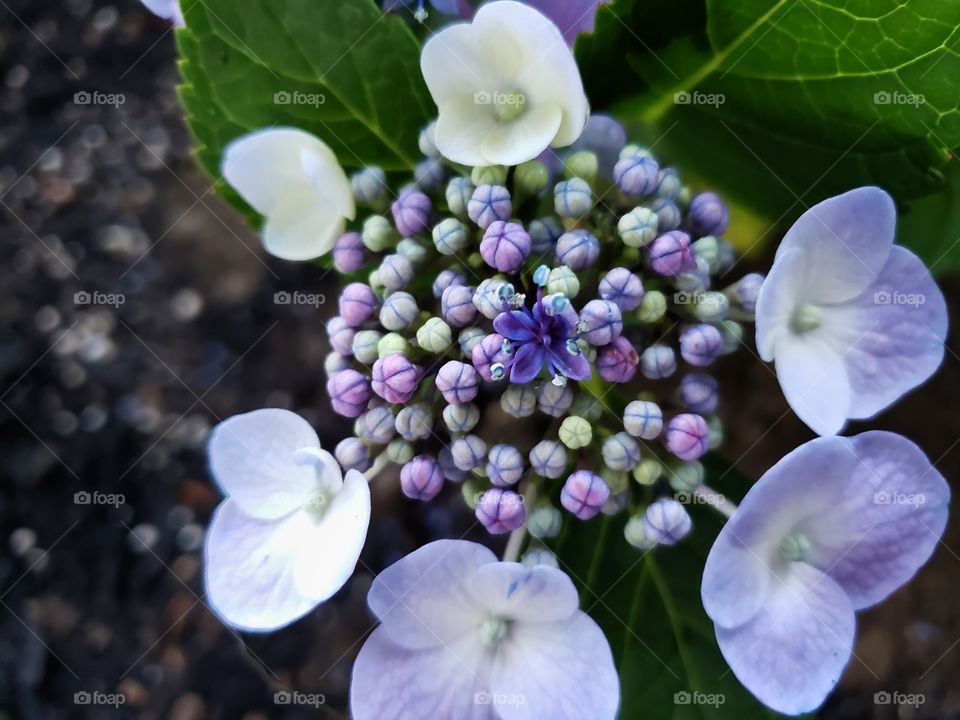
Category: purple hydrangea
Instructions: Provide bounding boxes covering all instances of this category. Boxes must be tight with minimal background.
[596,336,639,383]
[679,323,724,366]
[333,231,365,273]
[339,282,378,327]
[613,154,659,197]
[475,488,525,533]
[371,354,421,404]
[640,344,676,379]
[440,284,477,327]
[555,229,600,270]
[529,439,568,478]
[560,470,609,520]
[486,443,525,486]
[400,456,444,501]
[471,332,509,381]
[327,369,370,418]
[599,267,644,311]
[643,498,691,545]
[435,360,478,405]
[687,191,729,236]
[326,316,356,356]
[432,268,465,298]
[391,187,432,236]
[467,184,511,229]
[663,413,709,461]
[578,299,622,346]
[648,230,695,276]
[679,372,719,415]
[480,220,531,272]
[335,436,371,472]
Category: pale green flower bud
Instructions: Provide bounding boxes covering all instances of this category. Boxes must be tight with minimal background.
[602,467,630,495]
[501,384,537,418]
[527,505,562,539]
[547,265,580,298]
[443,403,480,433]
[719,319,743,354]
[521,548,560,569]
[416,317,452,353]
[619,144,652,160]
[694,291,730,322]
[617,206,659,248]
[462,477,484,509]
[386,438,414,464]
[362,214,395,252]
[352,330,383,364]
[708,415,724,448]
[559,415,592,449]
[514,160,549,195]
[632,458,662,486]
[691,235,721,272]
[564,151,598,185]
[636,290,667,324]
[471,165,508,186]
[378,332,409,358]
[624,514,656,549]
[667,461,704,493]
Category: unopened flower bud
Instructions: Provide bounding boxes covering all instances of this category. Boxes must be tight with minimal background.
[325,352,350,374]
[527,505,563,539]
[618,206,659,248]
[633,458,663,486]
[546,265,580,298]
[400,456,444,501]
[351,166,388,208]
[537,382,574,417]
[619,144,652,160]
[640,345,676,379]
[679,372,718,414]
[471,332,508,381]
[468,184,512,229]
[579,299,623,346]
[486,444,524,486]
[597,336,639,383]
[436,361,478,405]
[362,214,395,252]
[656,167,681,200]
[515,160,549,195]
[693,291,729,322]
[476,488,525,534]
[667,461,704,493]
[432,218,468,256]
[355,406,395,445]
[623,400,663,439]
[553,178,593,218]
[445,176,475,218]
[335,437,370,473]
[379,291,418,331]
[559,415,592,449]
[397,238,427,264]
[416,317,452,353]
[391,187,432,236]
[719,319,743,354]
[555,229,599,270]
[648,230,695,276]
[521,548,559,568]
[735,273,764,314]
[432,268,466,298]
[561,470,609,520]
[471,165,508,186]
[459,327,486,357]
[687,191,729,237]
[500,383,537,418]
[528,216,562,255]
[708,415,723,448]
[333,231,365,273]
[371,354,421,404]
[691,235,721,272]
[602,467,629,495]
[440,447,469,483]
[339,283,378,327]
[377,332,409,358]
[603,432,641,471]
[624,515,655,550]
[327,369,370,418]
[614,154,659,196]
[473,278,510,319]
[643,498,692,545]
[529,440,568,478]
[352,330,383,364]
[326,316,355,356]
[443,402,480,433]
[414,158,445,191]
[451,434,487,471]
[599,268,644,311]
[395,403,433,441]
[650,198,681,231]
[636,290,667,323]
[680,324,723,367]
[481,221,531,272]
[664,413,709,461]
[565,151,598,185]
[386,438,414,464]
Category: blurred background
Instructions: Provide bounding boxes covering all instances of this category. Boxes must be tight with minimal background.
[1,1,958,718]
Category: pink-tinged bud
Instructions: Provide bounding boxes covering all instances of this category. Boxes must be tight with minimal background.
[338,282,378,327]
[597,336,639,383]
[480,221,531,272]
[400,456,444,501]
[371,354,421,404]
[333,232,365,273]
[326,316,355,356]
[475,488,525,534]
[648,231,695,276]
[391,187,432,236]
[326,369,370,418]
[643,498,692,545]
[579,299,623,346]
[599,267,644,311]
[436,361,478,405]
[679,324,723,366]
[663,413,709,461]
[560,470,610,520]
[471,333,508,381]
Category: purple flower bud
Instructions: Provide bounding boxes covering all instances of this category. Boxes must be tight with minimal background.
[687,191,729,237]
[648,231,695,276]
[436,360,478,405]
[597,336,639,383]
[432,268,466,298]
[467,184,511,229]
[395,403,433,441]
[430,296,470,337]
[623,400,663,439]
[553,178,593,218]
[486,444,524,486]
[338,282,378,327]
[529,440,568,478]
[335,437,370,473]
[379,291,418,331]
[400,456,444,501]
[643,498,692,545]
[679,372,718,415]
[391,187,432,236]
[333,231,365,273]
[471,332,508,381]
[599,267,644,311]
[640,344,676,379]
[579,299,623,346]
[735,272,764,313]
[613,154,659,197]
[528,217,562,255]
[555,229,600,270]
[602,432,641,471]
[451,434,487,471]
[326,369,371,418]
[561,470,610,520]
[680,324,723,366]
[475,488,526,534]
[356,405,395,444]
[438,446,468,482]
[326,316,356,356]
[371,354,421,404]
[537,382,574,417]
[650,198,681,231]
[664,413,709,461]
[378,254,414,291]
[480,221,531,272]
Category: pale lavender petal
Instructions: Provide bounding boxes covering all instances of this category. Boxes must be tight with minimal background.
[716,563,854,716]
[755,246,806,361]
[368,539,495,649]
[466,563,578,623]
[490,612,619,720]
[351,625,495,720]
[701,533,772,630]
[523,0,610,45]
[773,332,851,436]
[510,343,546,383]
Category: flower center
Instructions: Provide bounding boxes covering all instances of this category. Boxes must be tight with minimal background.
[492,89,526,122]
[303,488,331,516]
[479,615,511,648]
[778,532,810,563]
[791,304,821,333]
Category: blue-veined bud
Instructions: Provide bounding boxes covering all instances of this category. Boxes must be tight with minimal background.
[568,393,602,421]
[437,360,479,405]
[664,413,709,461]
[624,515,656,550]
[486,444,524,486]
[371,354,421,404]
[350,166,388,208]
[687,191,729,237]
[619,144,652,160]
[361,214,396,252]
[396,238,428,264]
[623,400,663,440]
[473,278,510,319]
[564,151,598,185]
[636,289,667,324]
[527,505,562,539]
[335,437,370,473]
[326,316,355,356]
[468,184,512,229]
[480,221,531,272]
[718,319,743,354]
[476,488,525,534]
[546,265,579,298]
[650,197,681,231]
[352,329,383,364]
[418,120,439,158]
[415,158,446,192]
[537,381,574,417]
[560,470,609,520]
[679,324,724,367]
[355,406,395,445]
[400,455,444,501]
[734,272,764,314]
[656,167,681,200]
[445,176,475,218]
[693,291,730,322]
[416,317,452,353]
[377,332,409,358]
[667,460,704,493]
[333,231,365,274]
[443,402,480,433]
[529,440,568,478]
[618,206,659,248]
[674,256,711,295]
[500,383,537,418]
[324,351,350,375]
[579,299,623,346]
[368,269,384,295]
[327,369,370,418]
[643,498,692,545]
[602,432,641,471]
[386,438,414,464]
[471,332,508,382]
[391,187,432,237]
[553,178,593,218]
[599,267,644,311]
[679,372,718,415]
[648,230,695,276]
[691,235,721,272]
[379,253,414,291]
[640,344,676,379]
[432,268,466,298]
[379,291,418,331]
[632,458,663,486]
[614,154,659,197]
[432,217,467,256]
[440,447,469,483]
[471,165,508,187]
[559,415,592,449]
[521,548,559,568]
[597,336,640,384]
[458,327,486,357]
[528,216,562,255]
[451,434,487,471]
[515,160,549,195]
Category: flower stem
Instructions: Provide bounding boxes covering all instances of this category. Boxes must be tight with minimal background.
[695,484,738,519]
[364,452,391,482]
[503,480,537,562]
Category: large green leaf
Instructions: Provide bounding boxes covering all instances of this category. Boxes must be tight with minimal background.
[550,457,795,719]
[176,0,434,204]
[577,0,960,270]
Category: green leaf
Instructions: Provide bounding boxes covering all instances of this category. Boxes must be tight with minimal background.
[577,0,960,271]
[550,456,796,719]
[176,0,433,212]
[898,160,960,271]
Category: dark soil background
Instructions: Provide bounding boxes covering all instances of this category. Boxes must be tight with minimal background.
[1,1,958,718]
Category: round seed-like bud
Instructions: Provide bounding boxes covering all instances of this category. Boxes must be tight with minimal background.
[679,372,718,414]
[379,292,418,331]
[468,184,512,229]
[386,438,414,464]
[602,432,641,471]
[559,415,592,449]
[326,316,355,356]
[451,434,487,471]
[561,471,610,520]
[379,254,414,291]
[486,444,524,486]
[459,327,486,357]
[632,458,663,486]
[326,369,370,418]
[361,214,395,252]
[735,273,764,314]
[527,505,562,539]
[648,230,695,276]
[624,515,656,550]
[500,383,537,418]
[719,319,743,354]
[436,361,478,405]
[537,382,574,417]
[356,405,395,445]
[623,400,663,440]
[416,317,452,353]
[553,178,593,218]
[400,456,444,501]
[391,187,432,236]
[614,154,659,196]
[597,336,639,383]
[476,488,525,534]
[377,332,409,359]
[351,166,388,207]
[636,290,667,324]
[579,299,623,346]
[599,268,644,311]
[432,218,468,256]
[643,498,692,545]
[371,354,421,404]
[335,437,370,473]
[339,282,378,327]
[515,160,549,195]
[619,144,652,160]
[397,238,428,264]
[528,217,562,255]
[522,549,560,569]
[602,467,630,495]
[529,440,568,478]
[325,352,350,375]
[663,413,709,461]
[708,415,724,448]
[693,291,730,322]
[650,198,681,231]
[443,402,480,433]
[440,447,469,483]
[679,324,723,367]
[667,461,704,494]
[395,403,434,441]
[418,121,439,158]
[471,165,508,186]
[473,278,510,319]
[471,332,508,381]
[618,206,659,248]
[480,221,531,272]
[333,231,365,273]
[546,265,580,298]
[432,268,466,298]
[687,191,729,237]
[414,158,445,191]
[555,229,599,270]
[656,167,682,200]
[691,235,721,272]
[640,344,676,380]
[565,151,599,184]
[445,176,475,218]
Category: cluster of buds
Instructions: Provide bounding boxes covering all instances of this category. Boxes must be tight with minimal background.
[323,115,762,557]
